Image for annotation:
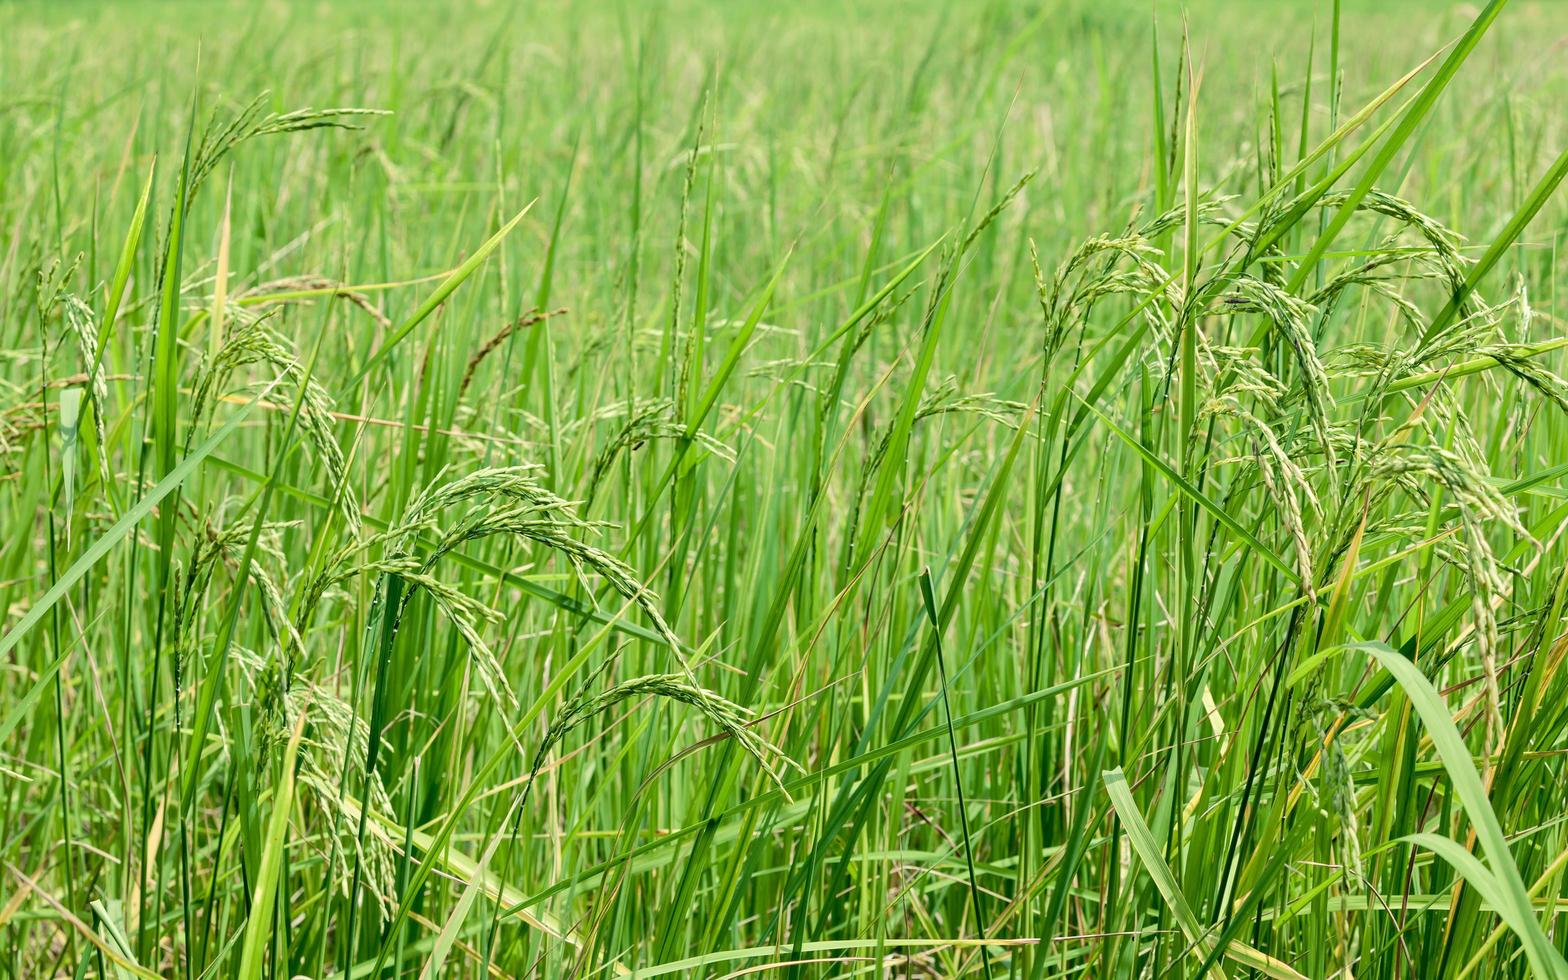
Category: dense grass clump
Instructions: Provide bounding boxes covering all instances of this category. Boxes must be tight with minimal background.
[5,0,1568,976]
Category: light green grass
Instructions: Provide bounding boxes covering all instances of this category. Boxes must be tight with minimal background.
[3,0,1568,977]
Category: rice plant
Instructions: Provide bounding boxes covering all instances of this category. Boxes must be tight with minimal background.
[3,0,1568,977]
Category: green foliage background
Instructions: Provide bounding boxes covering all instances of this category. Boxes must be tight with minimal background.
[3,0,1568,977]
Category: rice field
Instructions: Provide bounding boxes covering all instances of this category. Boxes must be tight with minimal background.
[4,0,1568,976]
